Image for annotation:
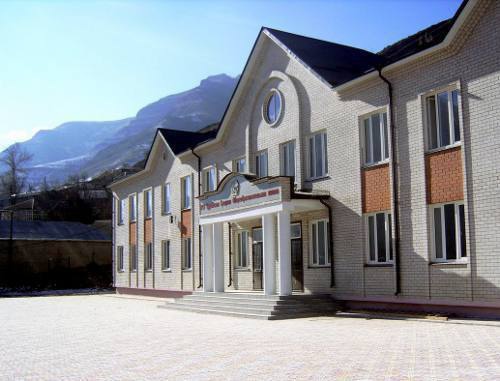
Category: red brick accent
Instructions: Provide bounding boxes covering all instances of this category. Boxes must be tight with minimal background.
[144,218,152,243]
[129,222,137,245]
[425,146,464,204]
[181,210,192,237]
[362,163,391,213]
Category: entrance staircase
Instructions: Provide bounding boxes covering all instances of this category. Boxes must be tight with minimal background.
[158,292,341,320]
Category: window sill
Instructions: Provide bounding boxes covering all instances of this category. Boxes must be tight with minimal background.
[429,261,468,268]
[308,265,330,269]
[161,212,172,216]
[145,269,153,273]
[364,263,393,268]
[117,222,124,226]
[130,270,137,273]
[305,175,330,183]
[425,142,461,155]
[130,220,137,224]
[362,161,390,170]
[181,208,192,212]
[182,268,192,272]
[235,267,251,271]
[162,269,172,273]
[117,270,125,273]
[144,217,152,221]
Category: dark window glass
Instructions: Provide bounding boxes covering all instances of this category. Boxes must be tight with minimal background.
[315,134,323,177]
[312,223,317,264]
[372,114,382,163]
[383,113,389,160]
[368,216,376,261]
[434,208,443,259]
[444,204,457,260]
[376,213,386,262]
[452,90,460,142]
[364,118,372,163]
[388,214,393,261]
[318,221,326,265]
[459,204,466,258]
[438,92,450,147]
[309,138,314,177]
[427,95,438,149]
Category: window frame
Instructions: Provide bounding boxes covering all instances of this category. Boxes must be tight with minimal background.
[309,219,330,267]
[255,150,268,178]
[233,157,246,173]
[182,237,192,270]
[145,242,153,271]
[364,211,393,265]
[144,188,153,219]
[117,198,125,225]
[429,201,467,263]
[181,175,192,210]
[162,183,171,215]
[263,89,283,126]
[202,165,218,193]
[128,193,137,222]
[308,131,328,180]
[361,109,389,166]
[280,140,296,178]
[235,230,249,269]
[129,244,138,272]
[161,240,171,271]
[424,86,462,152]
[116,246,124,272]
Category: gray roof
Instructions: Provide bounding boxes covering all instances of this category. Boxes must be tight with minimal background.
[0,220,110,241]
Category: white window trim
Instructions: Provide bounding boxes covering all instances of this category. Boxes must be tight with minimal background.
[161,240,171,271]
[144,187,153,219]
[255,150,268,178]
[233,156,246,173]
[181,175,192,210]
[145,242,153,271]
[360,109,390,167]
[309,219,330,267]
[422,84,462,152]
[117,198,125,225]
[128,193,137,223]
[117,246,124,272]
[235,230,249,269]
[262,89,283,126]
[364,211,393,264]
[280,140,296,178]
[129,244,138,272]
[429,201,467,263]
[202,165,218,193]
[307,131,328,181]
[162,183,171,215]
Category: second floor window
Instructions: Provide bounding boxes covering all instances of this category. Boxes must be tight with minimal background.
[366,212,393,264]
[129,194,137,222]
[363,111,389,165]
[233,157,246,173]
[181,176,191,210]
[162,183,171,214]
[309,132,328,179]
[144,189,152,218]
[117,199,125,225]
[426,89,460,150]
[203,167,217,193]
[280,140,296,177]
[255,150,268,178]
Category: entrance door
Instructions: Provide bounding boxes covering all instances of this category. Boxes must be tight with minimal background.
[291,222,303,291]
[252,227,263,290]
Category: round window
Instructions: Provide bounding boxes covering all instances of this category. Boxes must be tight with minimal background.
[264,90,282,125]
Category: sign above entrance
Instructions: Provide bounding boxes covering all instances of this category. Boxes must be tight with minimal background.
[199,174,287,217]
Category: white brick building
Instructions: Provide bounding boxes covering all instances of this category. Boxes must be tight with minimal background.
[109,0,500,317]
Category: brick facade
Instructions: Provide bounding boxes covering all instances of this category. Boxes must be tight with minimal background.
[361,164,391,213]
[425,146,464,204]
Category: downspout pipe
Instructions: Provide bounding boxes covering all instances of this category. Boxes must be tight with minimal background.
[319,199,335,288]
[377,68,402,296]
[191,148,203,289]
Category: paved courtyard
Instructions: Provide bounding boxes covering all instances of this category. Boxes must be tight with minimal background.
[1,295,500,380]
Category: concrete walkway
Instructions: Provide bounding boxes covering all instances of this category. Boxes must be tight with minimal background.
[1,294,500,380]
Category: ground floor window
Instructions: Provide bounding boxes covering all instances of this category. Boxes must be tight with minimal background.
[310,219,330,266]
[182,238,192,270]
[117,246,124,272]
[162,240,171,271]
[130,244,137,271]
[365,211,393,264]
[145,242,153,271]
[431,202,466,262]
[236,230,249,268]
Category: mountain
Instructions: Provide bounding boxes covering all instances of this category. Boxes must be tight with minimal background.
[2,74,238,185]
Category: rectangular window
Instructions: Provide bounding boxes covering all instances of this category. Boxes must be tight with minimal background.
[233,157,246,173]
[162,183,171,214]
[182,238,192,269]
[365,212,393,264]
[144,189,152,219]
[290,222,301,239]
[129,244,137,272]
[363,111,389,165]
[309,132,328,179]
[203,166,217,193]
[426,89,461,150]
[129,194,137,222]
[280,140,296,177]
[236,231,248,268]
[117,199,125,225]
[161,240,171,271]
[431,202,466,262]
[145,242,153,271]
[181,176,191,210]
[117,246,124,272]
[255,150,268,178]
[311,219,330,266]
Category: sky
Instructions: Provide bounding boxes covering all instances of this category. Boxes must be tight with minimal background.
[0,0,462,150]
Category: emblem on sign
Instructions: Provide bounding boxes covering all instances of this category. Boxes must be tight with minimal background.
[231,180,240,197]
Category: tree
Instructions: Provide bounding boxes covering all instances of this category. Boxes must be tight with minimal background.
[0,144,33,204]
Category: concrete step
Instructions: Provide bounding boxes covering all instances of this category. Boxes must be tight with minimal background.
[181,295,334,307]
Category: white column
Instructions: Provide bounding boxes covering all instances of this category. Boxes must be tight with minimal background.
[262,213,276,295]
[278,209,292,296]
[202,224,214,292]
[213,222,224,292]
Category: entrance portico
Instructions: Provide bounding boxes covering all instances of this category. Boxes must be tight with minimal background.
[199,173,327,296]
